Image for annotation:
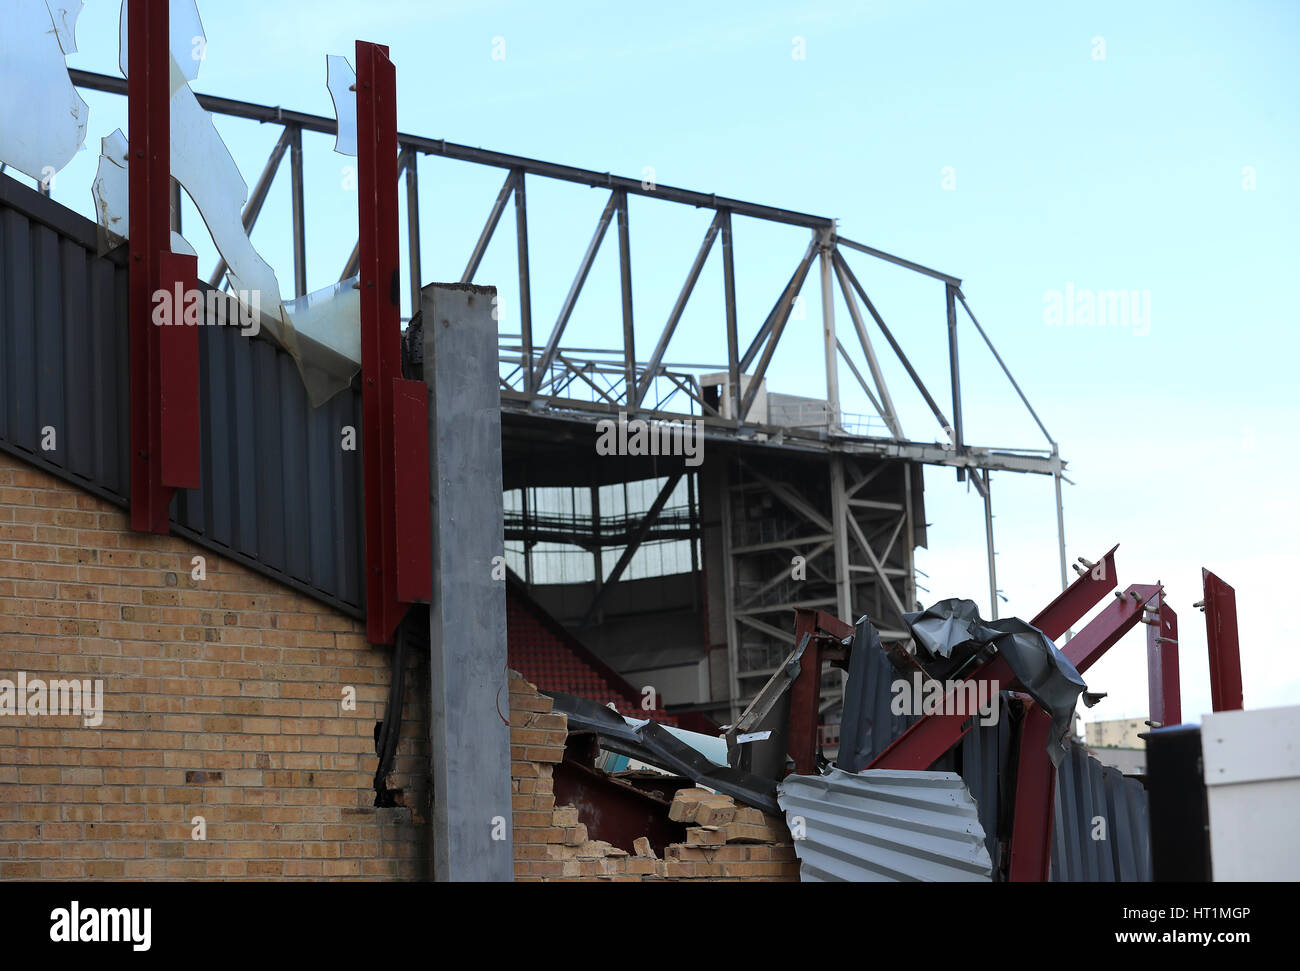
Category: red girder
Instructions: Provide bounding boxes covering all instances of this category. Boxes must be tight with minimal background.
[1146,595,1182,728]
[128,0,199,533]
[1202,570,1242,712]
[357,41,431,645]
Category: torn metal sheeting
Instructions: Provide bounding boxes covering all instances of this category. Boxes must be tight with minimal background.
[281,276,363,405]
[326,54,358,157]
[543,691,780,815]
[104,1,363,408]
[117,0,206,89]
[837,616,918,773]
[778,767,993,882]
[903,598,1086,766]
[90,129,193,257]
[0,0,89,182]
[48,1,85,55]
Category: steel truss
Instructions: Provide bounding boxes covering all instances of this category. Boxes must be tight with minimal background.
[68,66,1072,718]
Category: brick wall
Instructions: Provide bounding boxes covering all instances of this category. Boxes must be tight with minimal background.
[508,672,800,881]
[0,452,429,879]
[0,449,799,883]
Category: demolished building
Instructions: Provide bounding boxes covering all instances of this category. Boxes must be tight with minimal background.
[0,0,1261,883]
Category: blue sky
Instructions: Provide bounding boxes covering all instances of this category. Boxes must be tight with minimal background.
[35,0,1300,725]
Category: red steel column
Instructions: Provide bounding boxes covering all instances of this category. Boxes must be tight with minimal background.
[1146,595,1181,727]
[128,0,200,534]
[1007,704,1056,882]
[357,41,431,645]
[1202,570,1242,712]
[127,0,171,533]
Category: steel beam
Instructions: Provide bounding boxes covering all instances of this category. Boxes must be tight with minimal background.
[532,192,618,391]
[830,456,852,622]
[740,240,818,421]
[580,471,684,626]
[836,235,961,287]
[945,283,964,478]
[741,237,817,373]
[956,290,1054,447]
[403,148,422,314]
[615,190,636,401]
[834,250,952,440]
[1202,569,1242,712]
[72,68,836,231]
[129,0,199,533]
[721,211,741,421]
[1007,704,1056,882]
[787,609,851,774]
[1060,584,1162,674]
[836,339,887,422]
[635,213,720,408]
[981,469,998,620]
[833,256,902,439]
[289,125,307,298]
[514,168,533,385]
[819,236,841,431]
[357,40,431,645]
[460,169,516,284]
[1146,595,1181,727]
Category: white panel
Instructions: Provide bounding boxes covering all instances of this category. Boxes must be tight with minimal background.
[1201,705,1300,787]
[1207,780,1300,881]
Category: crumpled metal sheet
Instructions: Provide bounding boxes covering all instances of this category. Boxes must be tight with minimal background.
[777,767,992,882]
[904,599,1086,766]
[837,616,918,774]
[543,690,780,815]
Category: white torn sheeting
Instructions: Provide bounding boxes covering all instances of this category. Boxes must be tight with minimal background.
[47,1,85,54]
[282,277,364,405]
[117,0,206,89]
[326,55,358,157]
[90,129,194,258]
[99,0,363,406]
[0,0,89,183]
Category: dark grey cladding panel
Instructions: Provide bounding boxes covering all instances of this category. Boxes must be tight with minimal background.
[1050,739,1152,882]
[0,176,365,616]
[1,176,131,503]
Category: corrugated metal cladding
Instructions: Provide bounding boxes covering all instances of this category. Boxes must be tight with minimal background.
[850,676,1152,881]
[1050,740,1152,882]
[0,176,365,615]
[778,768,993,881]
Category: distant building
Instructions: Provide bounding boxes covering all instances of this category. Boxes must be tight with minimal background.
[1084,717,1149,776]
[1086,717,1149,749]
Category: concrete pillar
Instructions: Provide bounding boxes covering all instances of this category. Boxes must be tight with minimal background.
[423,282,512,881]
